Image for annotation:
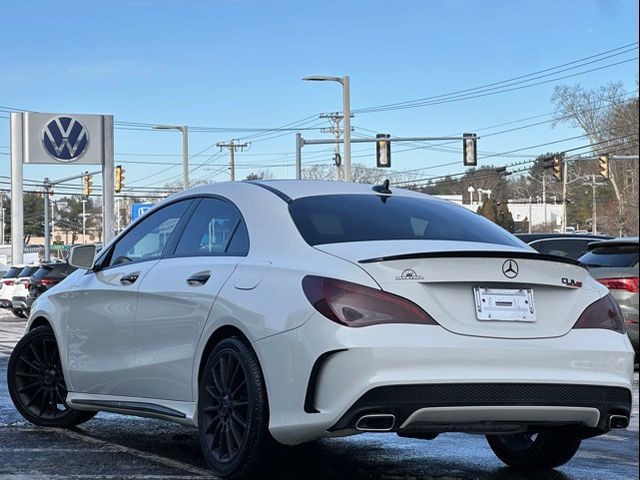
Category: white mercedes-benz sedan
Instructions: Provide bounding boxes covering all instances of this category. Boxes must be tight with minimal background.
[8,180,634,478]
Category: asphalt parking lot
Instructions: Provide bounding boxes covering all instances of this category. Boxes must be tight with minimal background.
[1,310,638,480]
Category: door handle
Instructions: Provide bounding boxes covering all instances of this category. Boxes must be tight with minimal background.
[187,271,211,286]
[120,272,140,285]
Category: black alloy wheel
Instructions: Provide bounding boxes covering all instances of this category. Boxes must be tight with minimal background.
[7,326,96,427]
[198,337,271,478]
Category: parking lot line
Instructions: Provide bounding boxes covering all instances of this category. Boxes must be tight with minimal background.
[10,426,215,478]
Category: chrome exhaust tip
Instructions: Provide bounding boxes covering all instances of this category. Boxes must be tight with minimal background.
[608,415,629,429]
[355,413,396,432]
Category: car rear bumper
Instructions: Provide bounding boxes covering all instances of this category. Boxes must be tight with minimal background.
[330,382,631,434]
[254,314,635,445]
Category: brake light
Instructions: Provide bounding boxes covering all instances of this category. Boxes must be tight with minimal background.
[598,277,639,293]
[40,279,56,286]
[302,275,438,327]
[572,294,626,334]
[21,280,30,287]
[3,280,14,286]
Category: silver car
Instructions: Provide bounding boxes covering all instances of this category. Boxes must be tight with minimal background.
[579,238,639,354]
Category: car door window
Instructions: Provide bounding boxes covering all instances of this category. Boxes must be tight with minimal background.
[108,200,192,267]
[174,198,249,256]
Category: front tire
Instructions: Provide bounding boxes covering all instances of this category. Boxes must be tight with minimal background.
[7,326,97,427]
[487,431,582,470]
[198,337,271,479]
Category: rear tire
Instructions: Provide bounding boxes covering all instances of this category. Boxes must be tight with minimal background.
[7,326,97,427]
[198,337,272,479]
[486,431,581,470]
[11,308,26,318]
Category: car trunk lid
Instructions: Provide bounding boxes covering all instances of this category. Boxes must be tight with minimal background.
[316,240,599,339]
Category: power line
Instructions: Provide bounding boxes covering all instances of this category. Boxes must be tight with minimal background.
[354,43,639,113]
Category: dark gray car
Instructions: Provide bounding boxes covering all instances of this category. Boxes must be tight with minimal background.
[579,238,639,354]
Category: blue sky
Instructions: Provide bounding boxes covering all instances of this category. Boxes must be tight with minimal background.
[0,0,638,194]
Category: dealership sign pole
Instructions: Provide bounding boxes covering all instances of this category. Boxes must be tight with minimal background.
[10,112,114,264]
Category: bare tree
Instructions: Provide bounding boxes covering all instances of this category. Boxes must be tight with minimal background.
[303,163,418,185]
[552,82,639,235]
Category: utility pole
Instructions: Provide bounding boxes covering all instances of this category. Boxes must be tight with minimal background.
[51,201,55,242]
[217,140,249,181]
[116,196,121,234]
[43,179,52,261]
[561,160,568,233]
[583,174,606,234]
[320,112,354,181]
[542,174,547,227]
[81,198,87,244]
[592,174,597,234]
[0,191,4,246]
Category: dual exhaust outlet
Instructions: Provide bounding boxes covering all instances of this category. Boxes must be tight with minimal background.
[354,413,630,432]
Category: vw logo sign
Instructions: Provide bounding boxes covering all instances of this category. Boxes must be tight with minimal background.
[502,259,519,279]
[41,116,89,162]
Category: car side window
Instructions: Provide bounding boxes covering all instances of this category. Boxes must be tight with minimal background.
[174,197,249,256]
[108,200,192,267]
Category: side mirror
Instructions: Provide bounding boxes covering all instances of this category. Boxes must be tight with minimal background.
[68,244,97,270]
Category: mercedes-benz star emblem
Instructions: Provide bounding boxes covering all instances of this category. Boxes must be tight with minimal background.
[41,116,89,162]
[502,259,519,279]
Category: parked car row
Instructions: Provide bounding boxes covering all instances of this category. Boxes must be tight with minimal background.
[578,237,639,355]
[0,262,77,317]
[517,233,639,354]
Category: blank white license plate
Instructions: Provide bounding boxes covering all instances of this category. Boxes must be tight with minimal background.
[473,287,536,322]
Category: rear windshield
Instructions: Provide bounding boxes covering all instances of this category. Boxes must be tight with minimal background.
[3,267,22,279]
[289,194,523,247]
[33,267,53,279]
[579,245,639,268]
[34,265,70,279]
[18,266,40,277]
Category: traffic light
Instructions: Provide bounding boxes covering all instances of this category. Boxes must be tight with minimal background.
[376,133,391,168]
[598,154,609,179]
[463,133,477,166]
[552,156,563,182]
[115,165,125,193]
[82,174,93,197]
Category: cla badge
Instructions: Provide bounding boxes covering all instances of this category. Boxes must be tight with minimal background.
[41,116,89,162]
[502,259,519,279]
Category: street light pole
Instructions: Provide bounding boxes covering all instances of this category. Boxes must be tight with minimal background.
[303,75,352,181]
[342,76,352,182]
[153,125,189,189]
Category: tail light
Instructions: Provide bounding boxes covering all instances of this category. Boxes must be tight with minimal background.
[40,279,56,286]
[573,294,626,334]
[3,280,14,286]
[21,279,30,287]
[598,277,639,293]
[302,275,438,327]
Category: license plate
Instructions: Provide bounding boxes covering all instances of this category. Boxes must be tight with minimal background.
[473,287,536,322]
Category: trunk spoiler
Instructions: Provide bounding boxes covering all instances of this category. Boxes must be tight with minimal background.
[358,250,586,269]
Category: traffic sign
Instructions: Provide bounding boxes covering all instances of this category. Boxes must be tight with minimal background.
[131,203,154,222]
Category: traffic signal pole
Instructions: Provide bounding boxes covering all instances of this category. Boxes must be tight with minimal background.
[295,135,477,179]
